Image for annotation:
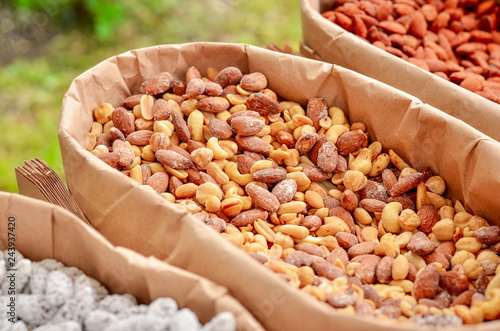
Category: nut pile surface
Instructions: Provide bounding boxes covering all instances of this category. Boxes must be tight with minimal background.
[0,250,235,331]
[86,66,500,325]
[322,0,500,103]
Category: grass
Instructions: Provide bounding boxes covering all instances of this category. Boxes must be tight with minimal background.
[0,0,302,192]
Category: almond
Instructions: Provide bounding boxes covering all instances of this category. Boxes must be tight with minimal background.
[306,97,328,130]
[423,251,450,269]
[413,263,439,300]
[407,231,436,255]
[440,270,469,295]
[186,66,201,84]
[237,154,257,175]
[186,168,204,186]
[336,154,348,172]
[252,168,287,184]
[303,166,332,182]
[341,189,358,212]
[382,169,398,192]
[359,199,387,213]
[235,135,270,155]
[376,256,395,284]
[230,116,265,136]
[96,133,111,147]
[246,183,280,212]
[295,242,327,259]
[185,78,205,98]
[140,72,173,95]
[204,81,223,96]
[310,134,326,164]
[327,247,349,267]
[240,72,268,91]
[123,94,146,108]
[347,242,377,258]
[166,144,193,162]
[205,217,227,233]
[362,285,383,309]
[336,232,359,249]
[285,251,312,267]
[336,130,367,155]
[473,226,500,244]
[311,260,345,280]
[153,99,171,121]
[97,153,120,169]
[355,255,381,284]
[186,139,205,153]
[126,130,154,146]
[272,179,298,204]
[295,132,319,154]
[324,196,342,209]
[417,204,439,234]
[411,11,428,38]
[451,290,475,307]
[386,196,415,210]
[156,149,194,169]
[231,209,268,227]
[246,93,281,116]
[111,107,135,136]
[301,215,322,232]
[146,172,169,193]
[360,180,389,201]
[226,110,261,125]
[326,291,357,308]
[109,127,125,142]
[317,141,338,173]
[214,67,243,87]
[197,97,230,113]
[172,80,187,96]
[379,21,407,34]
[389,172,425,197]
[112,140,135,166]
[209,118,233,140]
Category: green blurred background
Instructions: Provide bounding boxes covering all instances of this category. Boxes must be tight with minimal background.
[0,0,301,192]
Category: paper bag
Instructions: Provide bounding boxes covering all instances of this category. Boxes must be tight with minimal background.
[59,42,500,330]
[0,192,262,331]
[301,0,500,142]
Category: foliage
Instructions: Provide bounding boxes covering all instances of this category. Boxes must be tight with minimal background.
[0,0,301,192]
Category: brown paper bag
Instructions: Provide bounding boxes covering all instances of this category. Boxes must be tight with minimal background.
[0,192,262,331]
[59,42,500,330]
[301,0,500,142]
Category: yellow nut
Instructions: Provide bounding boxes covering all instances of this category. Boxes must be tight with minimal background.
[353,208,373,225]
[463,258,483,280]
[389,280,413,293]
[454,305,484,324]
[90,121,103,138]
[191,148,214,170]
[225,162,253,186]
[94,103,114,124]
[220,198,243,217]
[439,205,455,221]
[219,140,238,159]
[329,107,346,125]
[388,149,410,170]
[374,240,398,258]
[381,202,403,234]
[286,171,311,191]
[274,232,295,249]
[456,237,483,254]
[432,219,455,241]
[395,231,413,249]
[176,183,199,198]
[425,176,446,195]
[277,201,307,215]
[342,170,367,192]
[305,190,324,209]
[368,153,390,177]
[397,209,421,232]
[130,165,142,185]
[476,251,500,275]
[392,255,409,281]
[279,225,309,240]
[161,193,175,203]
[207,137,229,160]
[368,141,382,161]
[316,217,350,237]
[454,211,473,229]
[205,196,221,212]
[83,133,97,151]
[196,182,222,204]
[103,120,114,136]
[187,110,205,142]
[404,251,426,270]
[154,120,175,136]
[348,148,372,175]
[250,160,275,174]
[360,226,379,242]
[451,250,475,268]
[149,163,165,174]
[254,220,276,243]
[325,125,349,144]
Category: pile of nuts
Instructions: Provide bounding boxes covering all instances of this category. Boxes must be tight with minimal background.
[86,66,500,325]
[0,250,235,331]
[322,0,500,103]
